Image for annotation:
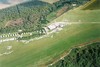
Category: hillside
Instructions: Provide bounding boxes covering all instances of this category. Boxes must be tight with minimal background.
[50,42,100,67]
[0,0,100,67]
[0,0,53,34]
[52,0,100,22]
[47,1,100,67]
[0,0,88,34]
[82,0,100,10]
[0,0,63,34]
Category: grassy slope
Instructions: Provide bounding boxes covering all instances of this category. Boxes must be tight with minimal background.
[52,0,100,22]
[0,1,100,67]
[52,8,100,22]
[82,0,100,10]
[81,0,96,9]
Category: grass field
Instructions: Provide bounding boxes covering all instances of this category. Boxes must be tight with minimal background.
[52,0,100,22]
[52,8,100,22]
[0,23,100,67]
[0,0,100,67]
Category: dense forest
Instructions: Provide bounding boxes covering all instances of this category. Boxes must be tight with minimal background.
[0,0,52,33]
[50,42,100,67]
[0,0,89,34]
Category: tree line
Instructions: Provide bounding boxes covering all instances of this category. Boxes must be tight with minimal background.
[50,42,100,67]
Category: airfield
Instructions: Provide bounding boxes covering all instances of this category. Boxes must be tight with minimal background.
[0,0,100,67]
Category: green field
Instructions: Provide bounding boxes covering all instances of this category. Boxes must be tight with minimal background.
[52,8,100,22]
[0,23,100,67]
[0,0,100,67]
[52,0,100,22]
